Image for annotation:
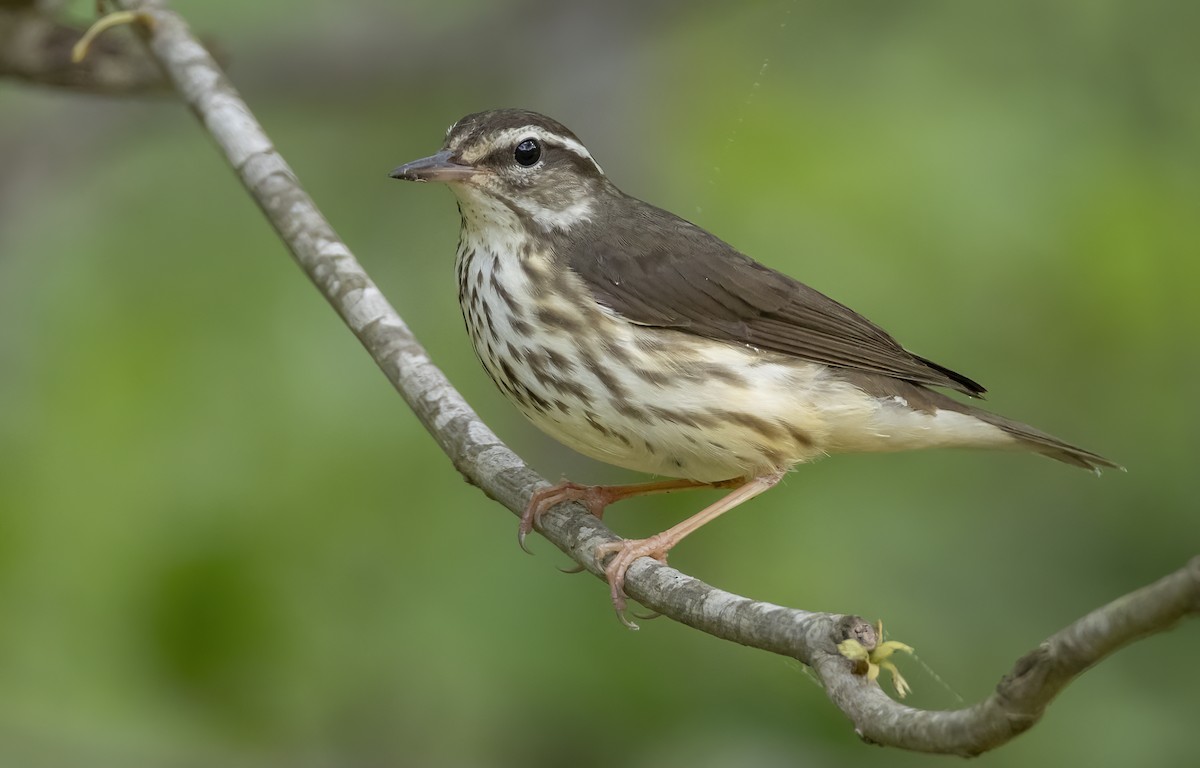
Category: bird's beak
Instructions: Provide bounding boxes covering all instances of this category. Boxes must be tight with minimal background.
[389,150,478,183]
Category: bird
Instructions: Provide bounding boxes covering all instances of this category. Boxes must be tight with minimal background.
[389,108,1119,628]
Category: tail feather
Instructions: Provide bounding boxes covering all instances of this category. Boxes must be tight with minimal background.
[964,407,1122,473]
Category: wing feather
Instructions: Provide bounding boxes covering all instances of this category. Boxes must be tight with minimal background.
[567,196,985,396]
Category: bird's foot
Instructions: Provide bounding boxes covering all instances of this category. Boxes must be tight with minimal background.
[594,534,674,630]
[519,481,618,554]
[584,473,781,629]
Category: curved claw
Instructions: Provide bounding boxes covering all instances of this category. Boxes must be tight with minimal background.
[557,562,586,574]
[517,520,535,555]
[616,605,641,631]
[518,484,568,554]
[613,596,660,629]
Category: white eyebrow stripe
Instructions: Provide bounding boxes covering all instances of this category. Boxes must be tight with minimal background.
[463,126,605,175]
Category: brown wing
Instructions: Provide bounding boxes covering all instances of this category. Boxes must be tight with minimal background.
[566,195,985,396]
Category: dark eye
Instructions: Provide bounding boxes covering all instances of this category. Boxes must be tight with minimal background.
[514,138,541,166]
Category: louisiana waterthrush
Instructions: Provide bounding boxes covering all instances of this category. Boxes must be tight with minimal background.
[390,109,1118,627]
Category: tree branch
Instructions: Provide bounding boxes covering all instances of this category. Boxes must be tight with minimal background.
[38,0,1198,754]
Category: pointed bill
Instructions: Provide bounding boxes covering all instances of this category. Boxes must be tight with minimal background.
[389,150,478,183]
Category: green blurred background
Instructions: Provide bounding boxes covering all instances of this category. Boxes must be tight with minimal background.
[1,1,1197,765]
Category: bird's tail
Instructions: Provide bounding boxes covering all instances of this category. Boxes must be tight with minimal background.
[840,369,1121,472]
[963,407,1122,474]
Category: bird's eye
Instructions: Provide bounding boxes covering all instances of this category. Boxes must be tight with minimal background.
[514,138,541,167]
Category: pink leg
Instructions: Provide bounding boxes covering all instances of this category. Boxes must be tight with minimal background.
[594,472,784,629]
[518,477,740,553]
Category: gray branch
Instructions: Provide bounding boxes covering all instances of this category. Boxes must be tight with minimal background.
[44,0,1196,755]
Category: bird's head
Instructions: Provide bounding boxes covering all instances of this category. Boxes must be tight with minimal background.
[390,109,610,232]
